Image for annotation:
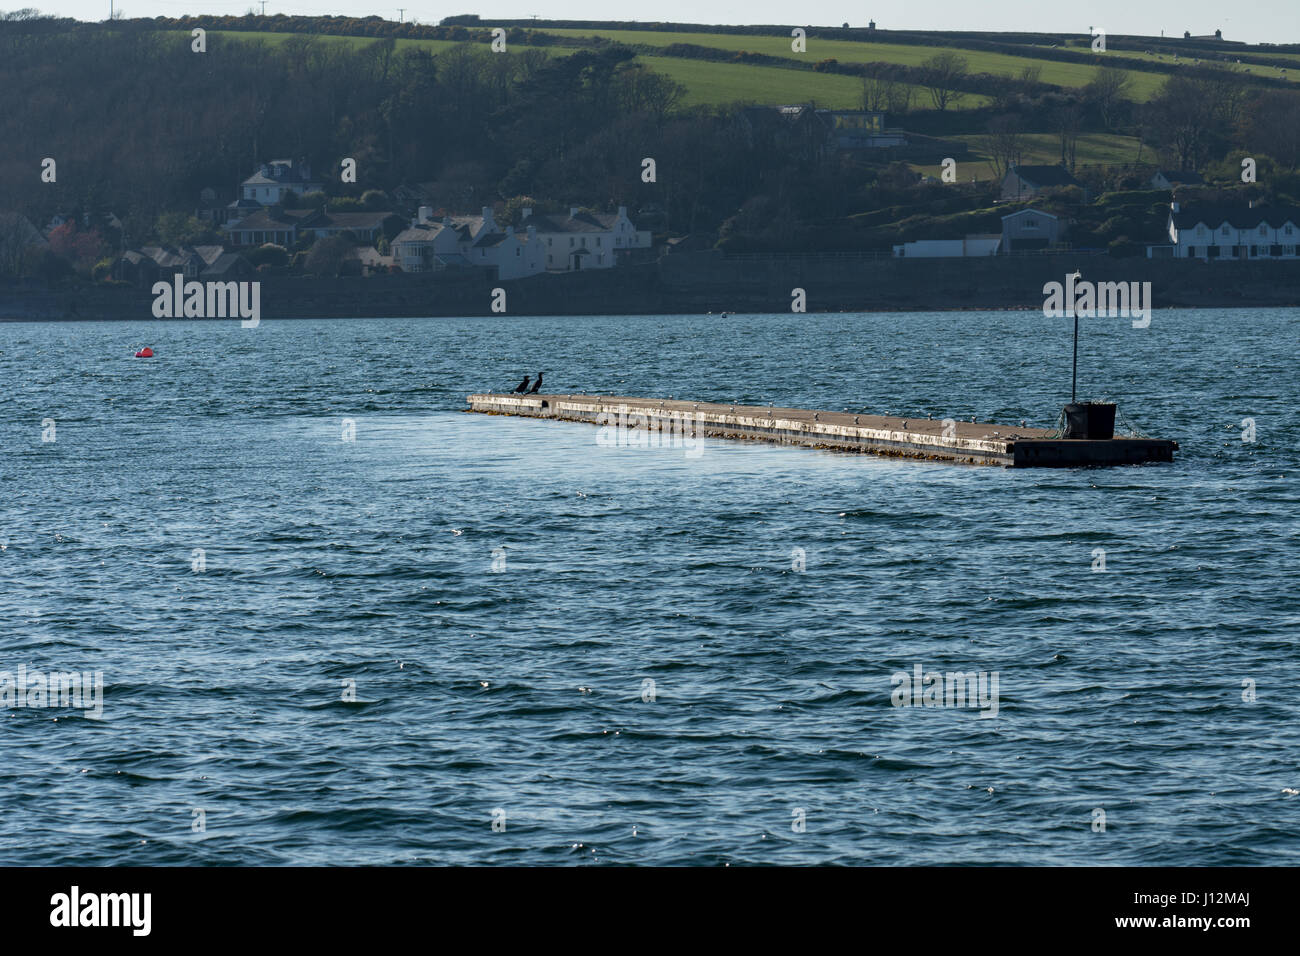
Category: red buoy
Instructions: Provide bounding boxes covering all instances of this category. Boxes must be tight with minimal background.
[135,347,154,358]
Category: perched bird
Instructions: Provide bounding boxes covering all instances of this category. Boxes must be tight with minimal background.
[512,375,530,394]
[528,371,544,394]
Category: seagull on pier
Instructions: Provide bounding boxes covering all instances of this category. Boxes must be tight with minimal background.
[512,375,530,394]
[527,371,544,394]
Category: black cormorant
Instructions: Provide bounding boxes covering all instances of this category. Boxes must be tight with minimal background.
[512,376,530,394]
[527,371,544,394]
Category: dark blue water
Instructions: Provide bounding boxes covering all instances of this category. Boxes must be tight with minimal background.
[2,309,1297,865]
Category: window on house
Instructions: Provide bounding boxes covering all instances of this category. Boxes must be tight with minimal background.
[1198,225,1206,235]
[1222,225,1230,234]
[1260,225,1268,235]
[1286,225,1295,235]
[569,238,574,247]
[516,248,520,256]
[598,255,603,264]
[1025,218,1037,227]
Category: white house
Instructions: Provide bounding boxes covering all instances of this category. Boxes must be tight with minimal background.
[521,206,651,271]
[1000,208,1063,252]
[1158,200,1300,260]
[238,159,323,206]
[391,206,546,280]
[893,235,1001,257]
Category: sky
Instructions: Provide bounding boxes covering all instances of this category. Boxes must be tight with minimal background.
[26,1,1300,46]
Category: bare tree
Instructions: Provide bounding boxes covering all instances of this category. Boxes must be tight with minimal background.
[920,52,968,111]
[985,114,1024,181]
[1018,65,1043,95]
[862,74,890,112]
[615,64,686,125]
[885,79,913,115]
[1243,90,1300,170]
[1055,103,1083,170]
[1202,67,1249,129]
[0,213,40,277]
[1146,75,1214,170]
[1085,66,1132,129]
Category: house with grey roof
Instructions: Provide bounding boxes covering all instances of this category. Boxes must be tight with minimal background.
[392,206,544,279]
[1001,164,1087,203]
[520,206,651,271]
[1157,200,1300,260]
[140,244,226,277]
[224,207,398,247]
[239,159,323,206]
[115,245,251,285]
[1000,208,1063,252]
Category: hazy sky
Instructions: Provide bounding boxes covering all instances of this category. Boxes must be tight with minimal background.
[32,1,1300,46]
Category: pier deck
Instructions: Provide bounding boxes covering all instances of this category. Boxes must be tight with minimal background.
[466,394,1177,468]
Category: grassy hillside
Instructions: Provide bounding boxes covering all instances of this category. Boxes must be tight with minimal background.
[198,25,1292,117]
[637,54,955,108]
[207,30,982,110]
[543,28,1150,99]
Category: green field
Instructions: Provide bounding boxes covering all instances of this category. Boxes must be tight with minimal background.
[543,27,1300,96]
[204,27,1294,112]
[209,30,469,55]
[541,28,1177,98]
[638,55,970,109]
[911,132,1146,181]
[208,30,981,110]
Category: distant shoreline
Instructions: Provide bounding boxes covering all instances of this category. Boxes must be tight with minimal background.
[4,253,1300,321]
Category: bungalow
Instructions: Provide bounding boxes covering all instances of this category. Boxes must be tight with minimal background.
[1001,164,1087,203]
[1000,208,1063,252]
[1157,200,1300,260]
[817,110,907,150]
[520,206,651,271]
[225,207,398,247]
[1150,169,1204,190]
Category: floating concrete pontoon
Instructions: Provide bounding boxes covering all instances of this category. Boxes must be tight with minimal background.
[466,394,1177,468]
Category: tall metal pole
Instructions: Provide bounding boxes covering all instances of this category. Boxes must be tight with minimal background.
[1072,312,1079,404]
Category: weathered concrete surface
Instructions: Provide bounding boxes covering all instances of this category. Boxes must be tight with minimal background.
[466,393,1177,467]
